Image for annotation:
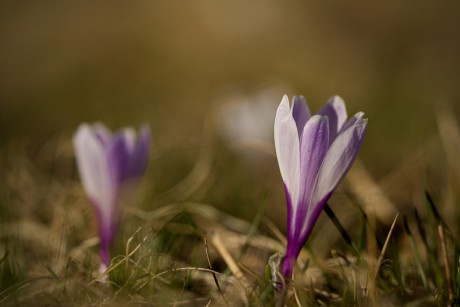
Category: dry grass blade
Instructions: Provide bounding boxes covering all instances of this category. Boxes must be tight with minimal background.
[438,224,454,305]
[262,217,286,244]
[292,271,302,307]
[376,213,399,271]
[346,160,397,224]
[90,228,151,284]
[151,267,223,280]
[204,237,228,305]
[209,232,251,290]
[125,227,143,271]
[128,202,254,233]
[369,213,399,300]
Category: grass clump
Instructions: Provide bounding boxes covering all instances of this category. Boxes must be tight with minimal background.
[0,131,459,306]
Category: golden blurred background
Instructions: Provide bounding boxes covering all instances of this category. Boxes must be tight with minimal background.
[1,0,460,228]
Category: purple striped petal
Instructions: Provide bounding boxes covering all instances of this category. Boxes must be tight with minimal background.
[93,198,117,267]
[74,125,120,268]
[290,115,329,236]
[309,118,367,222]
[92,123,112,146]
[111,127,139,183]
[291,96,311,138]
[339,112,364,134]
[275,96,301,259]
[317,96,348,143]
[274,95,301,212]
[128,125,151,178]
[108,126,150,183]
[73,125,117,212]
[282,115,329,278]
[293,115,329,238]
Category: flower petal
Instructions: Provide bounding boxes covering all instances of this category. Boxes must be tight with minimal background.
[108,128,137,183]
[129,125,151,178]
[93,198,117,266]
[294,115,329,238]
[339,112,364,134]
[73,124,118,251]
[291,96,311,138]
[274,95,301,228]
[108,126,151,181]
[317,95,348,143]
[309,118,368,222]
[92,123,112,145]
[73,124,117,208]
[120,127,137,153]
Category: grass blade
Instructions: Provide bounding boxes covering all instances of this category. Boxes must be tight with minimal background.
[324,203,360,259]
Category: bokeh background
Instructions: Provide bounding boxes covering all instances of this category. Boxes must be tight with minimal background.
[2,0,460,236]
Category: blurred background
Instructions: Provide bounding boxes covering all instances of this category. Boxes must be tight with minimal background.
[1,0,460,238]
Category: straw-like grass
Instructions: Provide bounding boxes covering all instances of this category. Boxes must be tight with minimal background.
[1,111,460,306]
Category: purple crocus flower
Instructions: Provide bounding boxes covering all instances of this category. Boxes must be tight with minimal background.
[73,123,150,271]
[274,95,367,279]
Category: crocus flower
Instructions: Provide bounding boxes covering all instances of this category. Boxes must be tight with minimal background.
[73,123,150,271]
[274,95,367,279]
[214,85,287,164]
[215,84,288,147]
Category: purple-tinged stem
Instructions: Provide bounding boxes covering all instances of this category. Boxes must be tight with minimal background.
[281,254,296,279]
[100,244,110,269]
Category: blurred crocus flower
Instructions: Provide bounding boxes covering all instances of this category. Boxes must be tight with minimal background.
[73,123,150,271]
[215,89,278,145]
[214,84,291,158]
[274,95,367,279]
